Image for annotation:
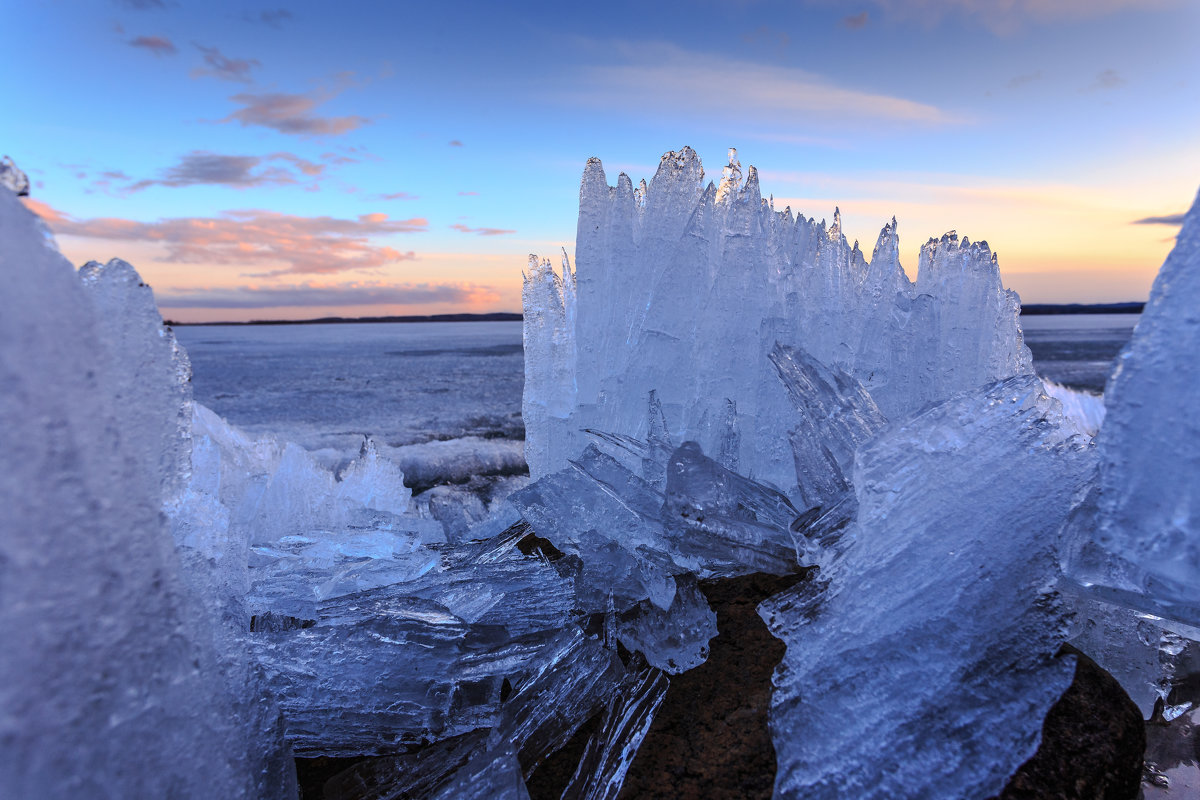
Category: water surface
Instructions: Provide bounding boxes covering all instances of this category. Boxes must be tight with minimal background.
[175,321,524,453]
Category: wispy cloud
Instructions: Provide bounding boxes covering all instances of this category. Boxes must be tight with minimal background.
[192,44,260,83]
[129,35,176,56]
[90,169,133,193]
[117,0,167,9]
[1085,69,1124,91]
[841,11,870,29]
[449,140,464,147]
[450,223,515,236]
[33,203,426,276]
[457,191,479,196]
[740,25,790,49]
[157,281,498,309]
[125,151,326,191]
[563,42,962,127]
[1132,212,1186,225]
[834,0,1171,34]
[246,9,293,28]
[220,88,369,136]
[375,191,418,200]
[1007,70,1043,89]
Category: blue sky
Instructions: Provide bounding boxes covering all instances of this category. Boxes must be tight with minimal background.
[5,0,1198,320]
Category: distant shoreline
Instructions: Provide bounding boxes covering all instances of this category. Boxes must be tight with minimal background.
[166,303,1144,327]
[1019,302,1144,315]
[165,312,524,327]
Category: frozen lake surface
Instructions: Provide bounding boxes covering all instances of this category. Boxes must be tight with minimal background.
[174,321,524,455]
[175,314,1135,458]
[1021,313,1139,393]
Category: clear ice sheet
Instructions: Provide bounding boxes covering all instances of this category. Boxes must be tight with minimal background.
[762,376,1095,799]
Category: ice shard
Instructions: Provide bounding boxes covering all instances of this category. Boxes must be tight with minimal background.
[246,525,577,755]
[556,663,670,800]
[1091,189,1200,624]
[660,441,800,577]
[769,343,888,510]
[522,251,577,479]
[0,175,294,797]
[524,148,1033,490]
[0,154,29,195]
[617,576,718,674]
[79,257,194,500]
[762,376,1094,799]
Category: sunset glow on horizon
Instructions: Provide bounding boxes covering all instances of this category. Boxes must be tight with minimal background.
[6,0,1198,322]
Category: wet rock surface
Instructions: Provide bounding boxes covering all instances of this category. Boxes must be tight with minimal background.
[994,645,1145,800]
[613,571,808,800]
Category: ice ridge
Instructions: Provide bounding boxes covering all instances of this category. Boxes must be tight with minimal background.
[524,147,1032,492]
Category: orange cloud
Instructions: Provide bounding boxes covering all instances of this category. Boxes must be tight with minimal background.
[157,280,500,309]
[21,197,70,224]
[35,204,426,276]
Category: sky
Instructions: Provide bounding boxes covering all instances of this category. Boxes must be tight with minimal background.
[4,0,1198,322]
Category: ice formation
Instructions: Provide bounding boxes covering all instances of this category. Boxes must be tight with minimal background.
[7,142,1199,799]
[1092,189,1200,624]
[0,154,29,196]
[524,146,1031,490]
[0,178,294,798]
[763,376,1094,798]
[1042,378,1106,437]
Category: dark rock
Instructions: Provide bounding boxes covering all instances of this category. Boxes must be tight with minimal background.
[993,645,1145,800]
[612,571,808,800]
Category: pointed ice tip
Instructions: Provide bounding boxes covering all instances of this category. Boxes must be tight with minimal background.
[0,155,31,197]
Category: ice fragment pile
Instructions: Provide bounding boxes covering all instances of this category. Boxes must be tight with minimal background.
[6,146,1199,800]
